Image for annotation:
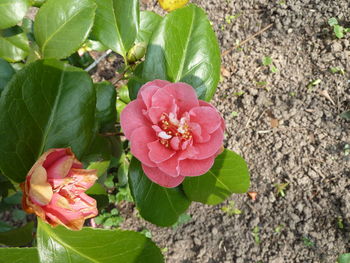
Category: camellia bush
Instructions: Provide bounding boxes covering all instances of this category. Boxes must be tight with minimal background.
[0,0,250,262]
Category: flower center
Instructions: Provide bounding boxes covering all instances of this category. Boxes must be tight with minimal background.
[157,113,192,148]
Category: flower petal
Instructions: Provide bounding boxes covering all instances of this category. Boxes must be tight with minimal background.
[130,126,157,167]
[137,79,170,106]
[71,193,98,218]
[147,140,176,163]
[189,122,210,143]
[199,100,225,131]
[120,100,150,139]
[46,155,74,181]
[61,169,98,195]
[157,153,181,177]
[142,164,185,188]
[192,128,224,160]
[29,165,53,206]
[148,88,176,123]
[179,156,215,177]
[43,193,85,231]
[162,82,199,115]
[190,106,222,134]
[170,137,180,150]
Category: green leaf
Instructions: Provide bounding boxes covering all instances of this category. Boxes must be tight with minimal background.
[85,182,109,210]
[0,29,29,62]
[87,161,110,177]
[0,222,34,246]
[340,111,350,120]
[270,65,278,73]
[80,135,115,164]
[172,213,192,229]
[262,56,272,66]
[338,254,350,263]
[334,25,344,39]
[85,182,106,196]
[140,4,220,101]
[0,221,13,232]
[0,58,15,95]
[0,59,96,183]
[127,61,144,101]
[183,149,250,205]
[93,0,140,58]
[0,192,22,214]
[12,209,26,221]
[67,52,94,69]
[328,17,338,27]
[136,11,162,44]
[34,0,96,59]
[31,0,46,7]
[128,158,191,226]
[117,99,127,122]
[118,85,131,104]
[94,82,116,133]
[0,0,30,30]
[85,39,108,52]
[0,248,39,263]
[37,219,164,263]
[117,154,129,187]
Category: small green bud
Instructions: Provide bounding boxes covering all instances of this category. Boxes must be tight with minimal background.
[127,42,147,63]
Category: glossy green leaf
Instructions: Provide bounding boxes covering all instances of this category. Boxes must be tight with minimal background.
[85,182,109,209]
[340,111,350,121]
[87,161,110,177]
[67,52,94,69]
[80,135,111,164]
[0,192,22,213]
[0,221,12,232]
[93,0,140,58]
[0,248,39,263]
[31,0,46,7]
[338,254,350,263]
[94,82,116,133]
[118,85,130,104]
[127,61,144,101]
[0,222,33,246]
[34,0,96,59]
[0,30,29,62]
[140,4,220,101]
[136,11,162,44]
[0,58,15,95]
[0,59,96,183]
[85,40,108,52]
[86,182,106,195]
[117,99,127,122]
[183,149,250,205]
[0,0,30,30]
[37,219,164,263]
[117,153,129,187]
[0,173,14,199]
[129,158,191,226]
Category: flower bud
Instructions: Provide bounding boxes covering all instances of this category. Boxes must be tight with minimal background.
[21,148,98,231]
[127,42,147,63]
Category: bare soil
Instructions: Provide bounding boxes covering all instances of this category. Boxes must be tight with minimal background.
[119,1,350,262]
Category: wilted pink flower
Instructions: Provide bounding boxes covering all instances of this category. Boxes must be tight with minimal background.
[21,148,98,231]
[121,80,225,188]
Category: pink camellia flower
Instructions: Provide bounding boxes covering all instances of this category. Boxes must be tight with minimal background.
[121,80,225,188]
[21,148,98,231]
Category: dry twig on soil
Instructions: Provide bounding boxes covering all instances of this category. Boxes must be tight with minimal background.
[221,23,274,57]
